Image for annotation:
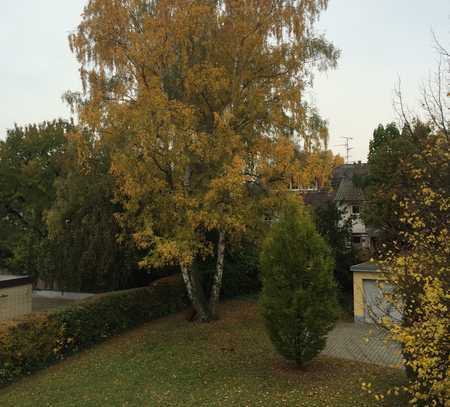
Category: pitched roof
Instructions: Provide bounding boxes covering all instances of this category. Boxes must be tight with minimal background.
[334,177,365,202]
[350,262,380,273]
[331,163,368,189]
[302,190,335,208]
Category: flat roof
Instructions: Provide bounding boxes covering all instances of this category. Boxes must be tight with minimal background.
[350,262,381,273]
[0,275,32,289]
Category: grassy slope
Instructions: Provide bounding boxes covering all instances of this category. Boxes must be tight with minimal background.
[0,300,405,406]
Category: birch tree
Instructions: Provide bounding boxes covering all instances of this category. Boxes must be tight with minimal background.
[68,0,338,321]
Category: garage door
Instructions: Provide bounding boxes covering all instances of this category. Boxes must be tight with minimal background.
[363,279,401,323]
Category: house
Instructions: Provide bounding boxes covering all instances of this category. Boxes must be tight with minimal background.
[301,190,335,208]
[334,176,370,249]
[331,163,373,250]
[299,162,372,250]
[351,262,401,323]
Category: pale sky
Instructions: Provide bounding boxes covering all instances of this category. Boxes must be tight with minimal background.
[1,1,449,162]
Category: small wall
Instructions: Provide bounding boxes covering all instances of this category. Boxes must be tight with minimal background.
[33,290,95,300]
[0,284,32,321]
[353,271,385,323]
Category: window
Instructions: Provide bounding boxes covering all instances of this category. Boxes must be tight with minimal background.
[352,205,360,214]
[352,236,361,244]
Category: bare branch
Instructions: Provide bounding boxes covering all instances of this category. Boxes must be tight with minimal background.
[393,77,414,135]
[432,30,450,59]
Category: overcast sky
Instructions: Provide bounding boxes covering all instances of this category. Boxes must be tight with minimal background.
[1,1,448,162]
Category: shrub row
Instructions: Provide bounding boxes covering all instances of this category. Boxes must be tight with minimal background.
[0,275,188,386]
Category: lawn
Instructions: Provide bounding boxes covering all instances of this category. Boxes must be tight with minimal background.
[0,299,406,406]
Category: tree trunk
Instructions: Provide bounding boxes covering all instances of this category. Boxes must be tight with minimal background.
[209,229,226,319]
[180,164,212,321]
[191,263,210,321]
[180,263,210,322]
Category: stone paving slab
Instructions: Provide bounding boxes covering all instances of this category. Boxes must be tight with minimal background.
[323,322,403,368]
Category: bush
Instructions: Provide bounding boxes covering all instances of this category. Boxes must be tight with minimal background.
[0,275,188,386]
[221,252,260,298]
[260,201,338,367]
[194,237,261,299]
[217,240,261,298]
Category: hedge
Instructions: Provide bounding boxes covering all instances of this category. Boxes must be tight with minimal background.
[0,275,188,386]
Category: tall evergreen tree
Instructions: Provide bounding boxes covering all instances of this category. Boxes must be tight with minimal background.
[260,200,338,366]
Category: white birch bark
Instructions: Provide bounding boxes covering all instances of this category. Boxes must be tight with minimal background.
[209,229,226,319]
[180,263,209,321]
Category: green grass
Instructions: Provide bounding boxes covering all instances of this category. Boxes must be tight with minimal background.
[0,300,406,406]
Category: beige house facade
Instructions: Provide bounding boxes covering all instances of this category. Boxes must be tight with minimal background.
[0,275,32,321]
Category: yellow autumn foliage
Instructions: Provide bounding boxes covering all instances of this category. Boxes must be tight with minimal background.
[379,131,450,406]
[67,0,338,320]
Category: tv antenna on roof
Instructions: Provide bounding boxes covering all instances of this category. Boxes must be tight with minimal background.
[334,137,353,164]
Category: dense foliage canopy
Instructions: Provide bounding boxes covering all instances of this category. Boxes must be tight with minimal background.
[377,129,450,406]
[0,120,72,278]
[359,122,434,247]
[68,0,338,320]
[0,121,141,291]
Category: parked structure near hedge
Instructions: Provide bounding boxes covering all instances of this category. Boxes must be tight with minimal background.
[352,262,401,324]
[0,275,188,386]
[0,275,32,321]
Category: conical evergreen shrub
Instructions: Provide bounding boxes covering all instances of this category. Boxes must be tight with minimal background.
[260,201,338,367]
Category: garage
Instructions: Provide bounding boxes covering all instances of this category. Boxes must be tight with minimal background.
[0,275,32,322]
[352,262,401,323]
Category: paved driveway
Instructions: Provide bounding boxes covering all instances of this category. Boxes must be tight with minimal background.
[323,322,403,368]
[32,296,78,312]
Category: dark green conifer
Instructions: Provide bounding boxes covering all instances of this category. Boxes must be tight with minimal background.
[260,201,338,367]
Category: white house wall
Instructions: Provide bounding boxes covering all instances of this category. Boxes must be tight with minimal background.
[337,203,366,234]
